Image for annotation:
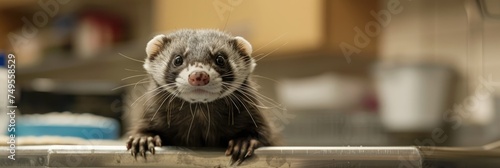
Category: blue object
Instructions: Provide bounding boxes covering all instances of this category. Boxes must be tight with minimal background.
[15,113,120,140]
[0,52,5,67]
[15,125,120,140]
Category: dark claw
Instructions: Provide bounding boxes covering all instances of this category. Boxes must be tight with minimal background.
[246,139,259,158]
[126,136,133,150]
[126,135,162,159]
[154,135,162,146]
[238,140,249,162]
[149,146,155,155]
[230,140,241,165]
[228,137,261,165]
[237,159,244,166]
[139,137,146,157]
[225,140,234,156]
[148,137,156,154]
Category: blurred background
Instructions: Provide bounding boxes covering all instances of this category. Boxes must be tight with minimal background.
[0,0,499,147]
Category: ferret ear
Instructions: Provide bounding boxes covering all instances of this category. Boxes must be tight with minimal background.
[145,34,170,61]
[233,36,253,56]
[232,36,256,72]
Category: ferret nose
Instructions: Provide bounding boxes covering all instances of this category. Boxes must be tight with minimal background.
[188,71,210,86]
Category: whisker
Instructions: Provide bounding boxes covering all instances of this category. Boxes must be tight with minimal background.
[224,86,241,114]
[149,87,181,121]
[222,82,285,110]
[121,74,148,81]
[205,103,211,141]
[255,41,289,62]
[223,81,277,102]
[150,91,170,121]
[112,81,149,91]
[167,88,184,127]
[179,97,186,110]
[187,103,195,144]
[238,86,281,106]
[169,89,179,126]
[252,75,282,85]
[226,89,271,110]
[131,84,163,106]
[253,53,265,59]
[119,53,144,63]
[167,87,182,105]
[132,83,176,112]
[142,85,175,106]
[133,78,151,90]
[124,68,146,73]
[142,91,168,119]
[231,89,272,109]
[224,97,234,125]
[253,32,288,53]
[229,93,258,128]
[197,103,208,121]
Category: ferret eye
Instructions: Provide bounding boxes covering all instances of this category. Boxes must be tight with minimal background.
[173,55,183,67]
[215,55,226,67]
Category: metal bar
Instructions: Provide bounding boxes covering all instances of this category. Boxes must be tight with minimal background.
[0,146,422,167]
[419,146,500,168]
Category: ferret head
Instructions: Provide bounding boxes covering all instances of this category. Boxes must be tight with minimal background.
[144,29,256,103]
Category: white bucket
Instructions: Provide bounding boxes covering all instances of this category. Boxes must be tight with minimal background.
[374,63,453,132]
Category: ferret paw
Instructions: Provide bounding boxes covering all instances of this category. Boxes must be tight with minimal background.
[126,135,162,159]
[225,137,261,166]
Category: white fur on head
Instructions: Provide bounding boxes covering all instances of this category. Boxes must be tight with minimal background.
[176,62,222,103]
[233,36,256,72]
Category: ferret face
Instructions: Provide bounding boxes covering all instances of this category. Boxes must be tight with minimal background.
[144,29,256,103]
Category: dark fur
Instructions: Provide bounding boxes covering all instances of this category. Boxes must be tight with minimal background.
[130,80,274,147]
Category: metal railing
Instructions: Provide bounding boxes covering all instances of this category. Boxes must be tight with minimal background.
[1,145,500,167]
[1,146,421,167]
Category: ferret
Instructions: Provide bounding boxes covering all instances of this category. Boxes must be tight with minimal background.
[126,29,279,165]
